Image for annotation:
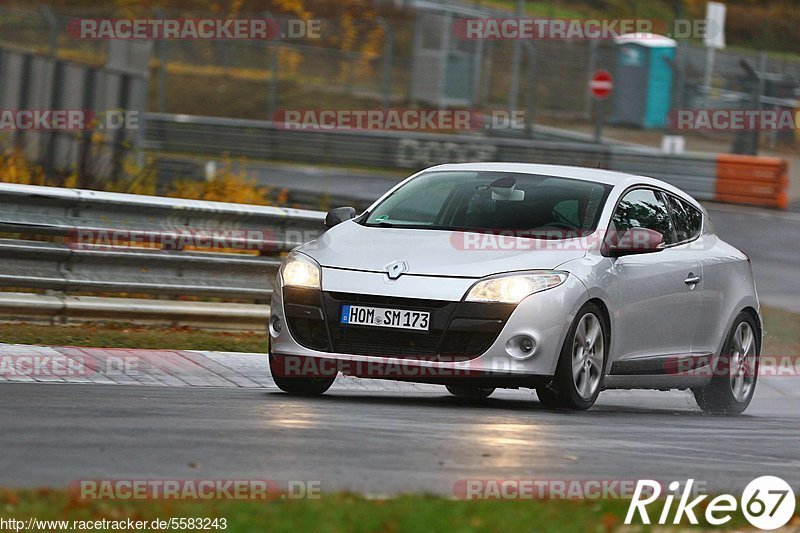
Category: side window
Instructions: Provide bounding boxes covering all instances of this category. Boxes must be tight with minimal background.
[667,195,703,242]
[611,189,675,244]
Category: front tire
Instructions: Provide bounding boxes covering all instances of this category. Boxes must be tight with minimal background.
[446,384,495,399]
[269,354,336,396]
[536,302,608,410]
[693,313,759,415]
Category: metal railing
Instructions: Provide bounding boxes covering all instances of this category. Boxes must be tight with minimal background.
[0,182,325,331]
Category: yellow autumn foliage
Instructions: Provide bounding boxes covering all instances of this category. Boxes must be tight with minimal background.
[167,157,273,206]
[279,48,302,76]
[0,143,275,207]
[272,0,312,20]
[0,147,49,186]
[105,156,159,196]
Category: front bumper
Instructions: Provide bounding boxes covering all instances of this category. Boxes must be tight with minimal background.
[269,267,588,383]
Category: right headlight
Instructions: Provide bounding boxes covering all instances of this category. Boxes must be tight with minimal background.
[465,271,568,304]
[279,252,321,290]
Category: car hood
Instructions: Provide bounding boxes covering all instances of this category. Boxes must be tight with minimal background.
[301,221,591,278]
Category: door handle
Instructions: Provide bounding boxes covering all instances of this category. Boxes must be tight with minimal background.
[684,274,701,285]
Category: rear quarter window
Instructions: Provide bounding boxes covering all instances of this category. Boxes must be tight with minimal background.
[667,195,703,243]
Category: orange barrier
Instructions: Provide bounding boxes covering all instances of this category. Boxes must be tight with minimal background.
[715,154,789,209]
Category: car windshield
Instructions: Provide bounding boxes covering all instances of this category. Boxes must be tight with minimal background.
[362,171,612,238]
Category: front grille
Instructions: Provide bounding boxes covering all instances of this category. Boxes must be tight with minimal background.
[283,288,515,361]
[331,327,444,358]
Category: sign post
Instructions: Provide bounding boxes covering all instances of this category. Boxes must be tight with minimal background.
[590,70,613,143]
[702,2,727,107]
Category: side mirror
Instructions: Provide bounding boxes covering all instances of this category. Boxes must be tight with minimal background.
[605,228,665,257]
[325,206,356,228]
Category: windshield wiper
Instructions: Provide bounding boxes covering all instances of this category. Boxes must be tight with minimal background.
[366,222,454,230]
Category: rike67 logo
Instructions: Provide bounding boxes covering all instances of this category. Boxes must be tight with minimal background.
[626,476,796,530]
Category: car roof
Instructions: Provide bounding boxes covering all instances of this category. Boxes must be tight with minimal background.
[423,162,702,209]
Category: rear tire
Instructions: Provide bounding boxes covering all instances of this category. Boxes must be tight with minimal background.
[535,302,608,410]
[445,385,495,399]
[693,313,759,415]
[269,354,335,396]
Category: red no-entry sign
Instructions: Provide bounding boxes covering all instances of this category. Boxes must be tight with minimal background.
[590,70,614,99]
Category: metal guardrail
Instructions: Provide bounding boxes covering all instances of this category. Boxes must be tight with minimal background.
[0,182,323,243]
[0,292,270,331]
[0,182,326,331]
[0,238,277,299]
[143,112,720,201]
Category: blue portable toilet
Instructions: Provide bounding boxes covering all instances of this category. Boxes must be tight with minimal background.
[610,33,676,129]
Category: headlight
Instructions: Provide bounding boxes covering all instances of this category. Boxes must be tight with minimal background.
[280,253,321,290]
[465,272,568,304]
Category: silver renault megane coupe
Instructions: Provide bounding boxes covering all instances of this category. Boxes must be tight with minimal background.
[268,163,761,414]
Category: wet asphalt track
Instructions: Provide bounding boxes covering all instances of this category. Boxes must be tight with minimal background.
[1,375,798,495]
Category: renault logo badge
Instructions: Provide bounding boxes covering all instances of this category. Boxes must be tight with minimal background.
[385,260,408,280]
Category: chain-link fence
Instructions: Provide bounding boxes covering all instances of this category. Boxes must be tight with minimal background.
[0,5,415,119]
[0,3,798,151]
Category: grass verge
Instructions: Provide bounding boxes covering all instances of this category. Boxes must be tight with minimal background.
[760,306,800,356]
[0,322,267,353]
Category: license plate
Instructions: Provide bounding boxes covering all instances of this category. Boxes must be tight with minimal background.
[340,305,430,331]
